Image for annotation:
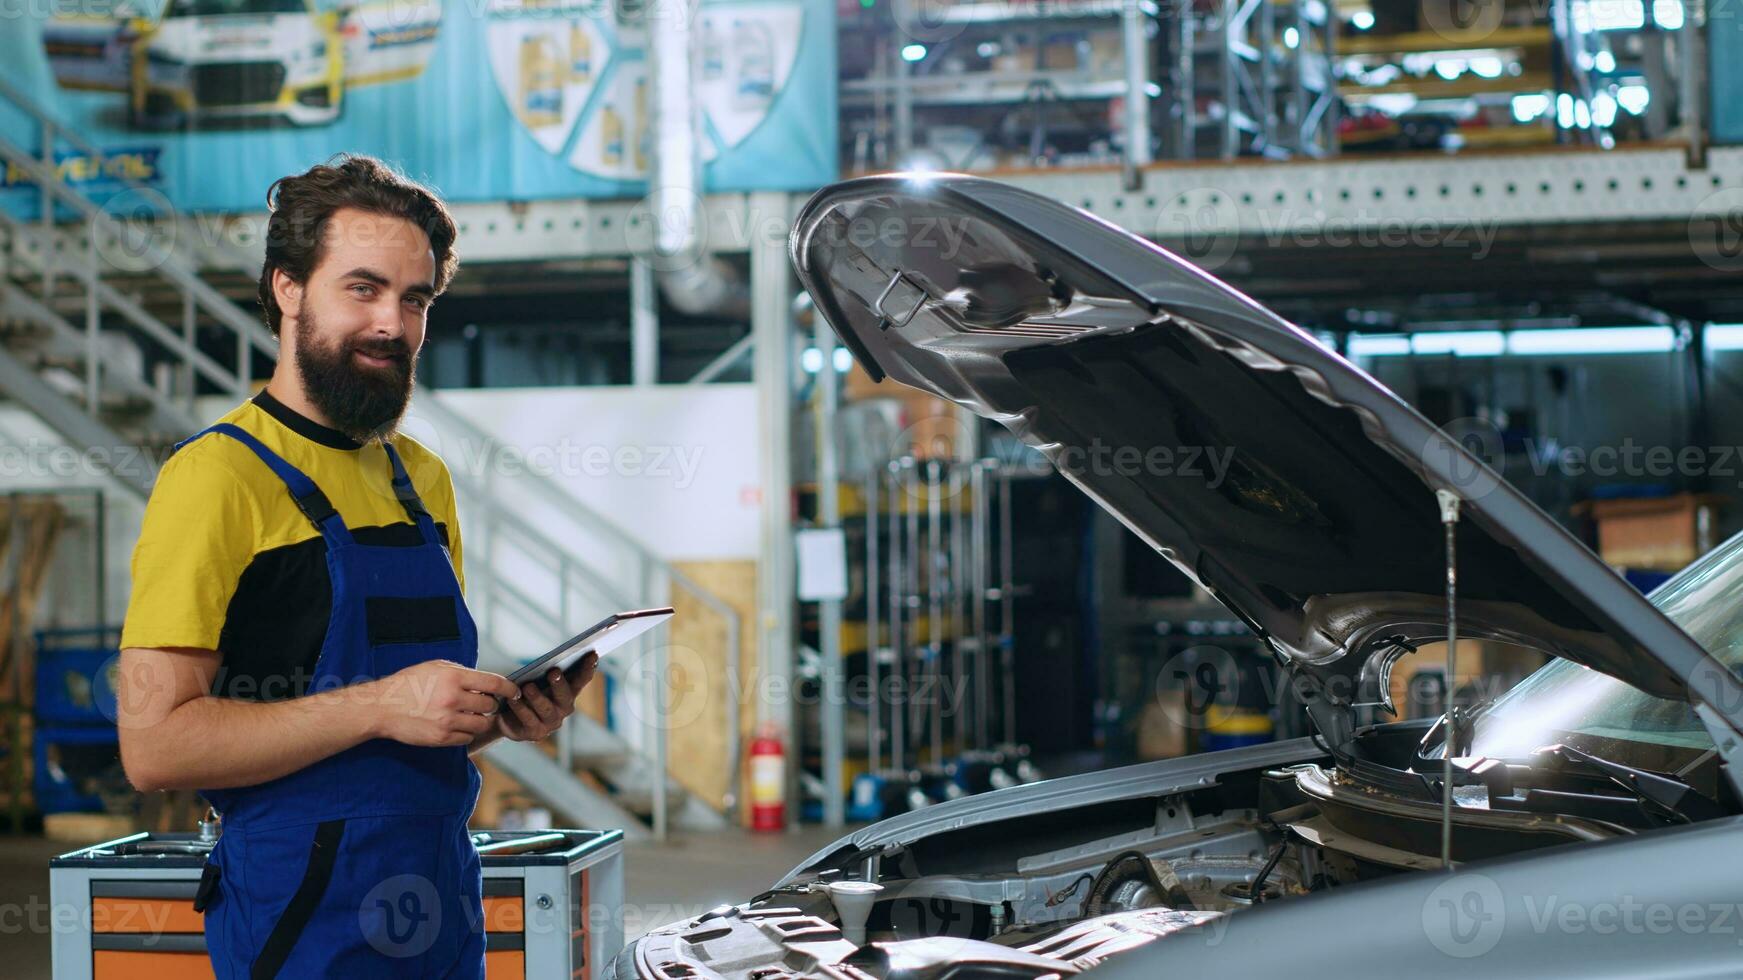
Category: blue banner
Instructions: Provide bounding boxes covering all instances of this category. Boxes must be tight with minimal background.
[0,0,837,211]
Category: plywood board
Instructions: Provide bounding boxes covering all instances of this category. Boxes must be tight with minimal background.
[663,560,758,818]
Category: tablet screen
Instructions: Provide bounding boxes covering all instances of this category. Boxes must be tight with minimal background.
[505,607,675,687]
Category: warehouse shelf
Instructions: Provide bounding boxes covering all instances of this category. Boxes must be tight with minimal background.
[841,71,1132,108]
[841,0,1337,170]
[1449,124,1559,147]
[1337,25,1554,57]
[1340,70,1553,100]
[922,0,1131,24]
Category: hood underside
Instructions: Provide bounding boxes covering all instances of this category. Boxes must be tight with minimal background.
[789,173,1742,741]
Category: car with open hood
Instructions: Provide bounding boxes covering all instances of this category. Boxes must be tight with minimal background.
[608,173,1743,980]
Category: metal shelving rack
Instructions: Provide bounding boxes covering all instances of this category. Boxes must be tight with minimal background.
[1175,0,1337,159]
[841,0,1335,171]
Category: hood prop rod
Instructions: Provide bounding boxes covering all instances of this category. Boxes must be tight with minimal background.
[1436,489,1462,870]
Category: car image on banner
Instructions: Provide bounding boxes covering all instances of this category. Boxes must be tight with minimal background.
[41,0,440,129]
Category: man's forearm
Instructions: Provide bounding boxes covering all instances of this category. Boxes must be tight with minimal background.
[123,685,380,792]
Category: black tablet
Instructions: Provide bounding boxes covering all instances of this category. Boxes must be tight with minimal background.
[504,607,675,689]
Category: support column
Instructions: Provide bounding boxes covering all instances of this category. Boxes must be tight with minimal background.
[631,258,658,386]
[750,190,796,823]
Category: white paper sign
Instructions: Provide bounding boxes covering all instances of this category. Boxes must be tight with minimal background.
[795,528,848,601]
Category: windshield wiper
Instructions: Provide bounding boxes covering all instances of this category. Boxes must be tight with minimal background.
[1534,743,1726,824]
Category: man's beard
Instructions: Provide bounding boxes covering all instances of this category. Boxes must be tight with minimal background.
[293,308,417,444]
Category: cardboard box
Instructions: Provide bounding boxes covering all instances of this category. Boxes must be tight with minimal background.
[1575,493,1726,571]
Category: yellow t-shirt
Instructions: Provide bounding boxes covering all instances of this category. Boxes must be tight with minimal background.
[120,391,464,699]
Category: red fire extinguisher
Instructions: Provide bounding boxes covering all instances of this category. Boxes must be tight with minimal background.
[748,723,786,832]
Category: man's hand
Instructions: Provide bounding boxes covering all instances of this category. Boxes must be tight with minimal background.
[496,652,599,743]
[366,660,522,748]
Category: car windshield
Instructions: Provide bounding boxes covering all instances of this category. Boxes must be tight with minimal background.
[1466,528,1743,771]
[165,0,304,16]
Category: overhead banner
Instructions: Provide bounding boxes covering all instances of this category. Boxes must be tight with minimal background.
[0,0,836,212]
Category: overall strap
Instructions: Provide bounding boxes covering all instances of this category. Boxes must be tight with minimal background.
[175,424,355,545]
[381,440,443,546]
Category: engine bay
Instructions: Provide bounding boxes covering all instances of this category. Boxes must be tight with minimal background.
[622,716,1742,980]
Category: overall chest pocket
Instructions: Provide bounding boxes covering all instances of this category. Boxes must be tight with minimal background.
[364,596,465,674]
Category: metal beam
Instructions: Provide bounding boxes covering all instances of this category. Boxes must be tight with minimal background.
[630,257,658,386]
[813,305,845,829]
[690,333,755,383]
[483,739,650,840]
[0,341,152,499]
[750,190,796,823]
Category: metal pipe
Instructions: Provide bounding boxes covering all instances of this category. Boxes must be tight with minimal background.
[85,233,98,413]
[648,0,749,319]
[948,462,968,752]
[926,460,944,766]
[181,290,196,407]
[1436,489,1461,868]
[866,463,882,773]
[643,560,668,841]
[887,460,906,773]
[970,461,990,750]
[631,257,658,386]
[913,456,927,763]
[1122,0,1153,170]
[998,468,1016,746]
[816,301,845,828]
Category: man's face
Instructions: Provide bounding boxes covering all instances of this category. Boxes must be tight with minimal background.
[275,208,437,442]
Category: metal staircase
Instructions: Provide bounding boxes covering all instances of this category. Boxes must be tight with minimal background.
[0,80,740,839]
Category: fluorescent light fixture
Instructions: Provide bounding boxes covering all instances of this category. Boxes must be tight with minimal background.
[901,43,927,62]
[1512,93,1551,122]
[1618,83,1651,114]
[1412,331,1505,356]
[1352,326,1681,358]
[1506,326,1676,355]
[1352,10,1375,29]
[1706,324,1743,351]
[1348,334,1411,356]
[800,346,824,373]
[1368,93,1418,114]
[1653,0,1684,28]
[1593,0,1646,29]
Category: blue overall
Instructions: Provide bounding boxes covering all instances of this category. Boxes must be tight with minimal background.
[178,423,486,979]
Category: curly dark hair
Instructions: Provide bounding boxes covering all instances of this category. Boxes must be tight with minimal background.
[258,155,459,336]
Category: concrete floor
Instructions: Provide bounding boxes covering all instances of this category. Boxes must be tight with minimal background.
[0,823,851,978]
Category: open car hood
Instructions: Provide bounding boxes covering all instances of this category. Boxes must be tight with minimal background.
[790,173,1743,746]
